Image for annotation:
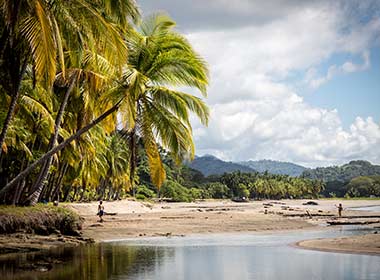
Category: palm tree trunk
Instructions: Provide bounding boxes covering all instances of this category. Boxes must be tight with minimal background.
[0,98,123,200]
[27,76,77,205]
[50,162,68,201]
[129,128,137,196]
[0,58,28,157]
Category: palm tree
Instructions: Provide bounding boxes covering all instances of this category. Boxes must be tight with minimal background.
[0,13,210,202]
[0,1,139,205]
[118,14,209,191]
[0,0,139,156]
[26,51,117,205]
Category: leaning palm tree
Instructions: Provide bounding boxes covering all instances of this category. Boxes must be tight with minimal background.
[0,13,210,199]
[118,14,209,190]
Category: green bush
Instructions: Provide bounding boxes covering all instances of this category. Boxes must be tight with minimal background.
[136,185,156,198]
[205,182,230,199]
[160,180,192,202]
[236,183,250,198]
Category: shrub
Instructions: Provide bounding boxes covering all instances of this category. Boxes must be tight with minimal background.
[136,185,156,199]
[160,180,192,202]
[205,182,230,199]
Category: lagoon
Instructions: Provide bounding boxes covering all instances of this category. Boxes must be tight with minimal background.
[2,227,379,280]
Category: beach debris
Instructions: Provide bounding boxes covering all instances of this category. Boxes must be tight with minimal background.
[263,203,273,207]
[303,201,318,206]
[89,224,104,227]
[105,212,117,216]
[160,216,194,219]
[327,220,380,225]
[306,210,312,219]
[281,213,334,217]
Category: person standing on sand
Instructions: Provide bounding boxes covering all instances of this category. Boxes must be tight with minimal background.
[335,203,343,217]
[98,200,105,222]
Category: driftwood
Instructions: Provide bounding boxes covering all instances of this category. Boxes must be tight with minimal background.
[327,220,380,225]
[333,215,380,219]
[282,213,335,217]
[104,212,117,216]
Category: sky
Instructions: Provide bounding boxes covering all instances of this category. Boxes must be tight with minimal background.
[138,0,380,167]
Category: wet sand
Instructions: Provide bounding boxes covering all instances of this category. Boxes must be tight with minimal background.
[66,199,380,257]
[296,233,380,255]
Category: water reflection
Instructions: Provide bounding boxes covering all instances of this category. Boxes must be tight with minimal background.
[1,229,379,280]
[1,244,170,280]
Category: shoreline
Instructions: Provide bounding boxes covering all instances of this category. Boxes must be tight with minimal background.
[1,199,380,257]
[295,233,380,256]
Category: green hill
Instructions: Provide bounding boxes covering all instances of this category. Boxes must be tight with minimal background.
[240,159,306,177]
[187,155,256,176]
[301,160,380,182]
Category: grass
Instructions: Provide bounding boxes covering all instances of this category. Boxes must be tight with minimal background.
[0,205,83,235]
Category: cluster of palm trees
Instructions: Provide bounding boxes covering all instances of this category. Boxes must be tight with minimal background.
[0,1,209,205]
[220,172,324,199]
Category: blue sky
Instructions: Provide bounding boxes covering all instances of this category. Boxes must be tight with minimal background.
[305,46,380,129]
[139,0,380,167]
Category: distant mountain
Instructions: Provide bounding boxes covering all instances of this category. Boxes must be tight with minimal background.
[239,159,306,177]
[187,155,255,176]
[301,160,380,183]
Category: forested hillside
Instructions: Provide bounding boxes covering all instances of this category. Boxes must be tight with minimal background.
[301,161,380,182]
[187,155,255,176]
[240,160,306,177]
[301,161,380,197]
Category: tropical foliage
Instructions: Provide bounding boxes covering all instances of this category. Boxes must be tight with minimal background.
[0,2,210,205]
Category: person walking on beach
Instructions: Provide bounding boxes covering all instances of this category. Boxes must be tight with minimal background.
[98,200,105,222]
[335,203,343,217]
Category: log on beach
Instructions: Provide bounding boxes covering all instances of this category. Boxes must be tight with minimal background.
[327,220,380,225]
[282,213,335,217]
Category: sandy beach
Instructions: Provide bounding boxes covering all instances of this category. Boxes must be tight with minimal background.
[1,199,379,256]
[296,233,380,255]
[65,199,380,255]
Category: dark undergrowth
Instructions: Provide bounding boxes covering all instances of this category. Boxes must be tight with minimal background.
[0,205,83,236]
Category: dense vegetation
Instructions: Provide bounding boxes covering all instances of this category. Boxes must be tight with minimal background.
[301,161,380,197]
[136,152,324,201]
[0,1,208,205]
[301,160,380,182]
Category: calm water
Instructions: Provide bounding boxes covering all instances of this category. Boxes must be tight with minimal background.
[1,228,379,280]
[349,205,380,212]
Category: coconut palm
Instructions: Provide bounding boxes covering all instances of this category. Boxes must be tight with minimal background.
[0,13,210,201]
[118,14,209,190]
[0,0,139,156]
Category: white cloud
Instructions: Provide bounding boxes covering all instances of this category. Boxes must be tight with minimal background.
[306,51,372,89]
[185,1,380,167]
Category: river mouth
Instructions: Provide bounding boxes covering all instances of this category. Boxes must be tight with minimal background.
[1,226,379,280]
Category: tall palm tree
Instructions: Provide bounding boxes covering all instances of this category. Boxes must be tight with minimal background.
[0,1,139,204]
[0,13,210,200]
[0,0,139,156]
[118,14,209,190]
